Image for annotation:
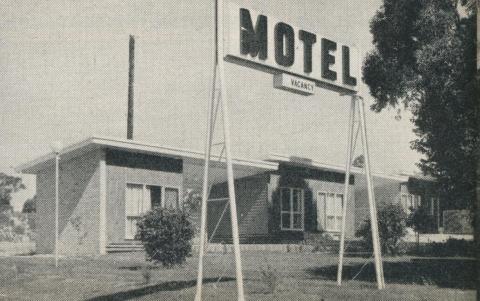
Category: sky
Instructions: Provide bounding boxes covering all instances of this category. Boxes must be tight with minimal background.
[0,0,422,211]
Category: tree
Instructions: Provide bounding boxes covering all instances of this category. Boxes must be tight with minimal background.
[22,195,36,213]
[0,173,25,211]
[363,0,478,212]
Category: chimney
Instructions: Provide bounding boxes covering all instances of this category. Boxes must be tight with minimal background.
[127,35,135,140]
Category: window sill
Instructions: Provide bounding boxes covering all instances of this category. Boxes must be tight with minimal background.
[280,228,304,232]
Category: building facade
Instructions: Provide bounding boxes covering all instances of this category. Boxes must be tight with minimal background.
[207,162,356,243]
[18,136,276,255]
[18,136,441,255]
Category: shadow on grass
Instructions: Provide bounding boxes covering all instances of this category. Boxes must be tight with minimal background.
[85,277,235,301]
[306,258,476,290]
[118,265,163,271]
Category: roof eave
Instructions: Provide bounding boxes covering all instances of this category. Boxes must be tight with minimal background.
[16,136,278,174]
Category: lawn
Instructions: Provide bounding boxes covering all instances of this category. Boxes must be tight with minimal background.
[0,252,475,301]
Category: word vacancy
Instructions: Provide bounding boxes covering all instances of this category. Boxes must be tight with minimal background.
[225,5,359,92]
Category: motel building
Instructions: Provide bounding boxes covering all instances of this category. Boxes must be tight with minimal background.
[16,136,441,255]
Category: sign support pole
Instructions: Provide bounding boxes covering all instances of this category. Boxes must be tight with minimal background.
[337,95,385,289]
[195,0,245,300]
[337,95,356,285]
[194,62,217,301]
[54,152,59,268]
[218,0,246,298]
[357,95,385,289]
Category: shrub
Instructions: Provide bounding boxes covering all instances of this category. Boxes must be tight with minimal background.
[136,207,195,268]
[0,212,33,242]
[407,206,434,234]
[408,238,475,257]
[356,203,408,256]
[260,263,280,294]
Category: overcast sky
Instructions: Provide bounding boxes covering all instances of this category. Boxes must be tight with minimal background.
[0,0,422,211]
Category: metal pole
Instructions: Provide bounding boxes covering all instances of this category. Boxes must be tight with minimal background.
[54,153,59,268]
[358,96,385,289]
[127,35,135,140]
[217,0,245,299]
[337,95,356,285]
[194,67,217,301]
[194,1,219,300]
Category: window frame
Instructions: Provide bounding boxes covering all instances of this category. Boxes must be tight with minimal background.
[319,191,344,232]
[124,182,181,239]
[279,187,304,231]
[400,184,422,212]
[400,192,421,212]
[164,187,180,209]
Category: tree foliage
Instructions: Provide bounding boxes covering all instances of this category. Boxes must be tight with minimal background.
[136,207,195,267]
[363,0,477,211]
[356,203,408,255]
[0,173,25,211]
[352,155,365,168]
[22,195,36,213]
[407,206,434,233]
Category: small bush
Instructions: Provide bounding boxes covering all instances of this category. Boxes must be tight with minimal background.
[356,203,408,256]
[136,207,195,268]
[260,263,280,294]
[13,224,25,236]
[408,238,475,257]
[407,206,434,234]
[305,232,336,253]
[0,211,33,242]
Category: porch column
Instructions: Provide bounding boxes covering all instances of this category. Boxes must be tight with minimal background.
[99,151,107,255]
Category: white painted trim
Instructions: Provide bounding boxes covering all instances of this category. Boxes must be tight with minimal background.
[15,138,94,173]
[163,186,182,209]
[316,190,329,231]
[322,191,345,232]
[124,183,144,239]
[207,197,230,202]
[98,153,107,255]
[279,187,304,231]
[17,136,278,174]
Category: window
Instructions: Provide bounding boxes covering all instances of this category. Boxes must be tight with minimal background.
[401,193,421,212]
[125,184,150,239]
[147,185,162,209]
[320,192,344,232]
[280,188,304,231]
[415,195,422,208]
[400,184,421,212]
[165,187,179,209]
[430,197,439,216]
[125,183,180,239]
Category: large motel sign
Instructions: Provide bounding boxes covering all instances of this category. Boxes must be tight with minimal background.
[195,2,385,300]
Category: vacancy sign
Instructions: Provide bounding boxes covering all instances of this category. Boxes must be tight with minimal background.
[224,3,360,95]
[274,74,315,95]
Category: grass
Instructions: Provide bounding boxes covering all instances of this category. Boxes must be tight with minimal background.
[0,252,475,300]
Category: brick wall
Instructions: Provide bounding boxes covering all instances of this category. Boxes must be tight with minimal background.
[36,150,103,255]
[354,175,403,233]
[207,174,270,242]
[269,172,356,239]
[207,166,356,243]
[105,150,184,244]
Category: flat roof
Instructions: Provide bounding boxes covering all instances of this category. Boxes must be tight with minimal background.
[266,153,434,182]
[16,138,434,184]
[16,136,278,174]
